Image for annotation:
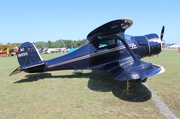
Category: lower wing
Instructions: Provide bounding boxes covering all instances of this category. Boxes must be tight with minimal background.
[103,58,165,82]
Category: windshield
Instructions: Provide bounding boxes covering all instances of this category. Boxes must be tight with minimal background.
[96,34,135,49]
[124,34,134,43]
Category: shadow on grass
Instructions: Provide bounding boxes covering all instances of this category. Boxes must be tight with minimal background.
[88,70,152,102]
[14,70,152,102]
[14,73,53,83]
[14,72,91,83]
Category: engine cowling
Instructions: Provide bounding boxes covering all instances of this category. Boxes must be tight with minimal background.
[134,33,162,57]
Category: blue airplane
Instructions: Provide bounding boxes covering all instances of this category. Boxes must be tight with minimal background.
[10,18,165,82]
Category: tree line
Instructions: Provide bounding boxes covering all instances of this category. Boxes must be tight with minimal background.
[2,39,89,48]
[35,39,89,48]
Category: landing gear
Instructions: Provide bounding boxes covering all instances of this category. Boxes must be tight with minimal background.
[36,72,42,79]
[121,80,131,98]
[141,78,147,83]
[136,78,147,82]
[72,69,83,75]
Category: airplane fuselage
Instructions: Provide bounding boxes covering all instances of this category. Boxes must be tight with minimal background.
[44,33,161,72]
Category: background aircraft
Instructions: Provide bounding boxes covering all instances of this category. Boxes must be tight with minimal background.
[0,45,17,56]
[10,18,165,82]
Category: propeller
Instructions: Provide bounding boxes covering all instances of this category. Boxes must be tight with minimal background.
[160,26,165,50]
[157,26,165,57]
[160,26,165,41]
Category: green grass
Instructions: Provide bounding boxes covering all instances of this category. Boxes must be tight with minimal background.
[0,50,179,119]
[143,49,180,117]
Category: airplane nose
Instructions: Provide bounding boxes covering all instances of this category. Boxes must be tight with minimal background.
[145,26,165,56]
[150,38,162,55]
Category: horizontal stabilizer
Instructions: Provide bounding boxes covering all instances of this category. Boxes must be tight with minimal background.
[21,62,45,70]
[9,67,22,76]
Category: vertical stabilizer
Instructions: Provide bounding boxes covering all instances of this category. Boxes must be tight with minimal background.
[17,42,45,70]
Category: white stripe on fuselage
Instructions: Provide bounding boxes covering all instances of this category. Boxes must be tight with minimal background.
[47,43,137,68]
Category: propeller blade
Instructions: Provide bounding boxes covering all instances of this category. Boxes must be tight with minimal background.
[159,26,165,52]
[160,26,165,40]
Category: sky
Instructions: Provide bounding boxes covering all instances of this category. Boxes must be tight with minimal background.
[0,0,179,44]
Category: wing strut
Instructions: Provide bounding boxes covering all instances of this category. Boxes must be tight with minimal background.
[117,33,141,65]
[101,32,141,65]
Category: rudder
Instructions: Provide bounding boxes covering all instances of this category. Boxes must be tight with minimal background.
[17,42,45,71]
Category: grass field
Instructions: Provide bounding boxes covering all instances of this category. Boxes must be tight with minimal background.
[0,50,179,119]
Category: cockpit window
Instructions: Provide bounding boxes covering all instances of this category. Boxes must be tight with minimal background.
[98,39,116,48]
[95,34,134,49]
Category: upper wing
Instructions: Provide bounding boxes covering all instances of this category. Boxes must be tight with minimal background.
[87,18,133,43]
[0,45,14,48]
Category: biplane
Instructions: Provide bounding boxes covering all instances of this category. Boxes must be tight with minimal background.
[10,18,165,82]
[0,45,17,56]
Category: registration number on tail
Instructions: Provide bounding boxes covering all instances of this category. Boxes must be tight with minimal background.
[18,52,28,57]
